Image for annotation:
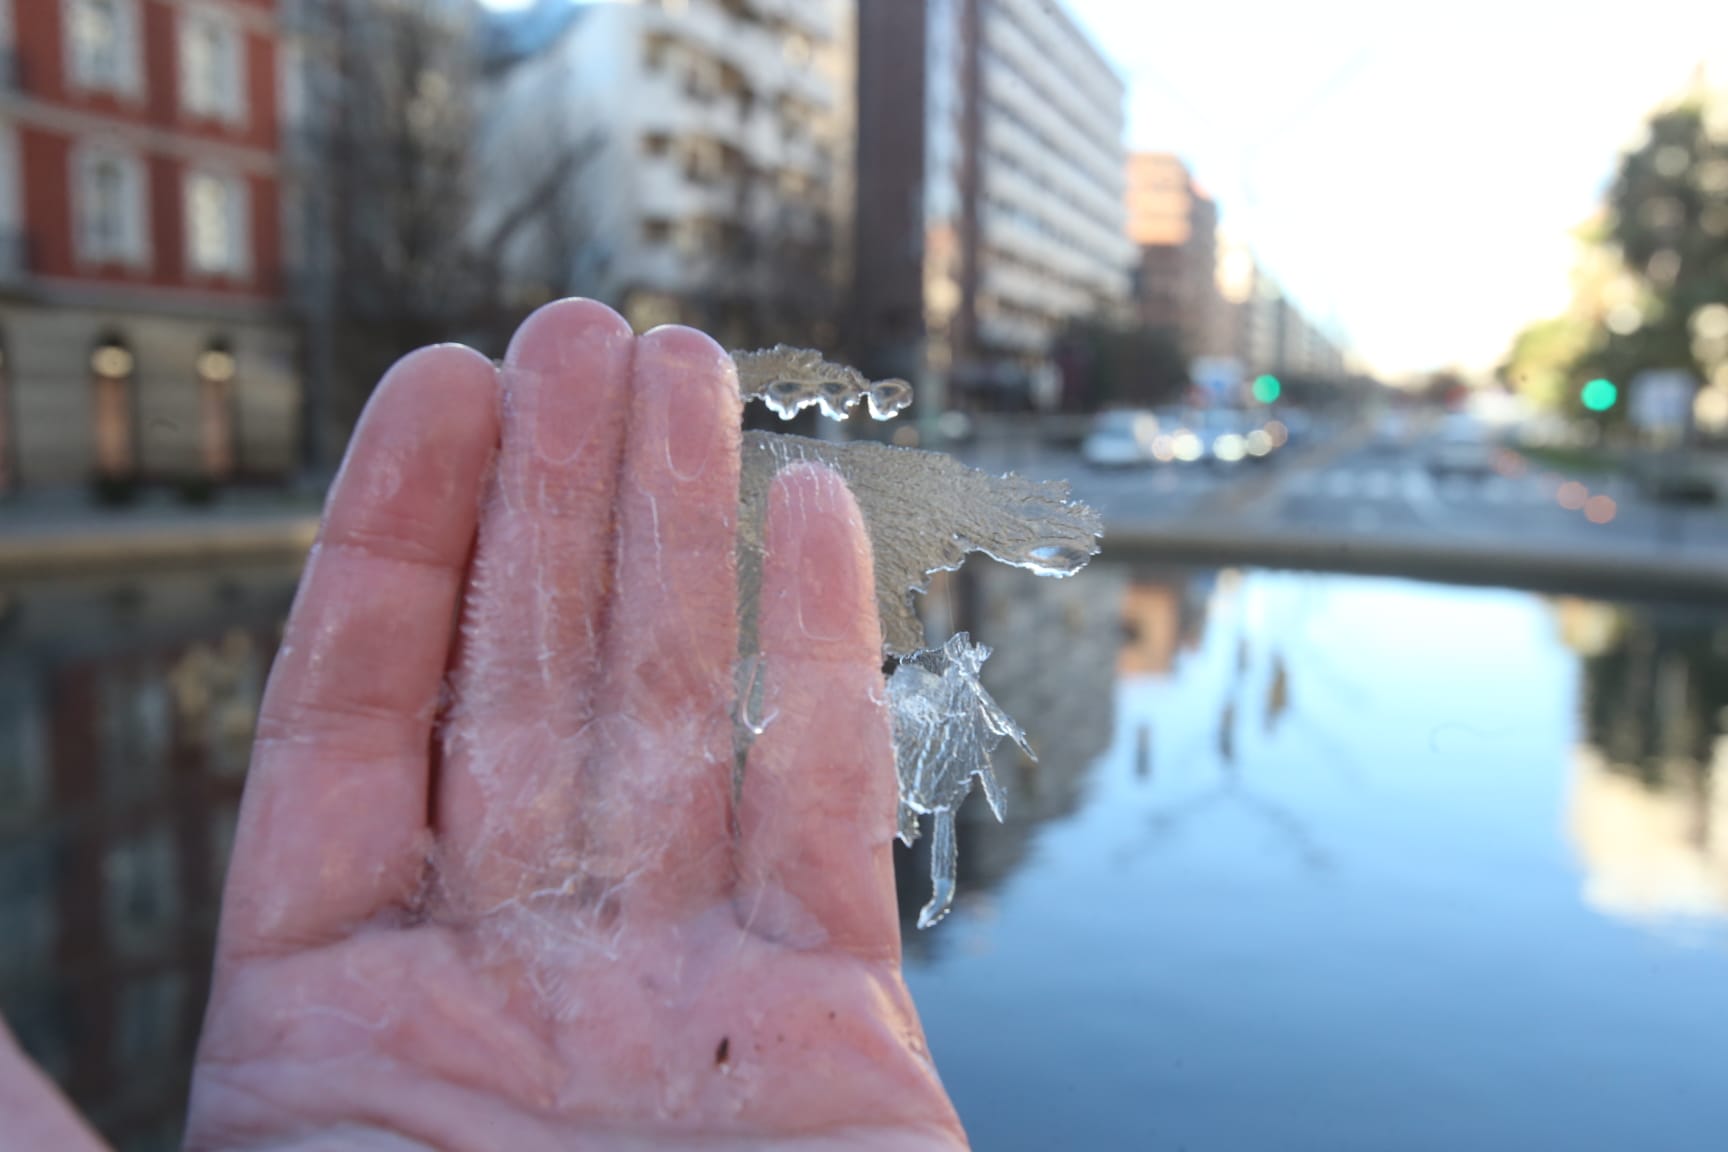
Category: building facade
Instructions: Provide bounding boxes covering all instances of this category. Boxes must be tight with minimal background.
[854,0,1133,414]
[476,0,854,352]
[0,0,300,492]
[1126,151,1219,360]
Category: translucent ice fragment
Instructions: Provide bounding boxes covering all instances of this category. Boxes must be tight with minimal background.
[731,345,913,421]
[729,410,1102,929]
[736,433,1104,656]
[889,634,1029,928]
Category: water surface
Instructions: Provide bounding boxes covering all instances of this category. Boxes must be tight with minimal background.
[905,564,1728,1151]
[3,561,1727,1149]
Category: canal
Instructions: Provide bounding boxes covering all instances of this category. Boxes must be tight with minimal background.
[3,559,1727,1149]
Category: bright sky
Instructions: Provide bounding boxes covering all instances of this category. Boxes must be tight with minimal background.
[482,0,1728,377]
[1065,0,1728,378]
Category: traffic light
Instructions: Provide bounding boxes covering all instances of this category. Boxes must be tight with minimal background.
[1251,375,1282,404]
[1580,378,1618,412]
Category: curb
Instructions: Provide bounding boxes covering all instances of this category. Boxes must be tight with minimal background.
[1101,522,1728,603]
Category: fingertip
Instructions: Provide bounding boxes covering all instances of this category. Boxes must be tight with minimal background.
[637,322,734,371]
[504,298,635,371]
[764,462,879,657]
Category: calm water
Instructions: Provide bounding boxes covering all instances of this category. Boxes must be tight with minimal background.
[3,560,1728,1149]
[910,564,1728,1151]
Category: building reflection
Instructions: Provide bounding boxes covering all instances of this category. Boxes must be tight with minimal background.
[0,566,298,1151]
[1561,597,1728,926]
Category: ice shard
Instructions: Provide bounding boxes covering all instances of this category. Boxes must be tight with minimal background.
[735,432,1102,657]
[888,633,1029,928]
[729,348,1102,926]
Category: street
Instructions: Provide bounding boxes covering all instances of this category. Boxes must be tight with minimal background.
[961,419,1728,587]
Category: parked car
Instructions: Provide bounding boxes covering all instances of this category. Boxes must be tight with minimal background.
[1081,409,1158,468]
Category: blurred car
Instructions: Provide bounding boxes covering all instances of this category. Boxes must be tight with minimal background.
[1081,409,1158,468]
[1428,413,1497,476]
[1188,408,1282,465]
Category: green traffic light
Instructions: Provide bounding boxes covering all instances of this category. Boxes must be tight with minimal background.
[1581,378,1617,412]
[1252,375,1282,404]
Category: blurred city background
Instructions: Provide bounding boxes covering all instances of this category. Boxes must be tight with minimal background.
[1,0,1728,1148]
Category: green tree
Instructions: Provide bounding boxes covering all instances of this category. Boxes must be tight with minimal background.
[1584,79,1728,412]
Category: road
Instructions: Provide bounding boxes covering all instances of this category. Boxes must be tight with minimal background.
[959,420,1728,591]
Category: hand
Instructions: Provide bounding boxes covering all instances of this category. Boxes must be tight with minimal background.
[0,301,967,1151]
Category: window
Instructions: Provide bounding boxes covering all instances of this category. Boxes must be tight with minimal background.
[74,146,149,267]
[184,171,250,279]
[278,39,306,129]
[65,0,143,97]
[179,6,246,124]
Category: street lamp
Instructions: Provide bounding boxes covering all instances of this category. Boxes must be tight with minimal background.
[91,342,134,380]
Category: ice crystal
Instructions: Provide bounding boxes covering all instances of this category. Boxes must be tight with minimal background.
[730,351,1102,927]
[888,634,1029,928]
[732,345,913,421]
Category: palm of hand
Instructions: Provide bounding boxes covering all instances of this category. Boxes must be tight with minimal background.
[183,303,967,1151]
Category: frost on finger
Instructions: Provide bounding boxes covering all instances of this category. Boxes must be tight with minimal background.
[888,634,1029,928]
[732,348,1102,927]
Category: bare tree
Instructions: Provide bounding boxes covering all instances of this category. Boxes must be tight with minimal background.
[283,0,598,461]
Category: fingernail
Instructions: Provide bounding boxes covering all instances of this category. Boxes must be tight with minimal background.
[527,368,594,465]
[792,470,862,643]
[502,301,633,464]
[662,372,720,482]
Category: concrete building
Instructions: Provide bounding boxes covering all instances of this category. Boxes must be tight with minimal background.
[1208,233,1347,383]
[476,0,854,350]
[853,0,1134,414]
[0,0,301,492]
[1126,151,1219,360]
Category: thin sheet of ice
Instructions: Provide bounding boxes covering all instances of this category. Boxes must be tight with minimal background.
[729,349,1102,928]
[735,432,1103,656]
[888,633,1029,928]
[732,345,913,421]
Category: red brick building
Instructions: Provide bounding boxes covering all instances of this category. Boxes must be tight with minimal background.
[0,0,300,492]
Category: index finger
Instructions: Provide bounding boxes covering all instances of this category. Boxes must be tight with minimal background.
[219,345,499,957]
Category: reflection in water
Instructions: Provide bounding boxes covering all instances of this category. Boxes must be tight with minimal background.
[8,560,1728,1149]
[0,566,298,1151]
[904,566,1728,1151]
[1562,598,1728,926]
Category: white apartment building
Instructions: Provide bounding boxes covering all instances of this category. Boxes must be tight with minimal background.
[968,0,1135,355]
[477,0,853,345]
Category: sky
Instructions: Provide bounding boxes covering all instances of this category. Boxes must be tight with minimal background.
[481,0,1728,378]
[1064,0,1728,378]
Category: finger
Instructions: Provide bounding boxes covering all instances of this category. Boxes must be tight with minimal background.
[436,299,636,909]
[737,463,902,958]
[586,325,743,919]
[0,1019,109,1151]
[221,344,498,957]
